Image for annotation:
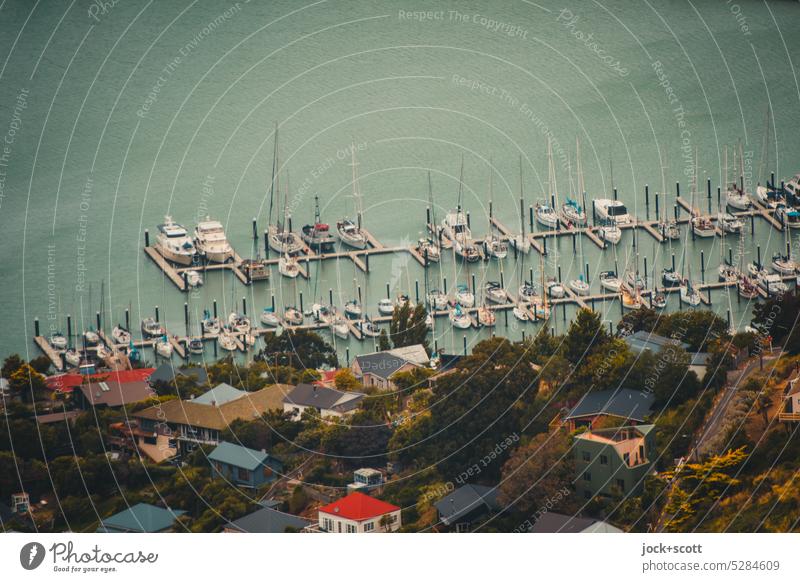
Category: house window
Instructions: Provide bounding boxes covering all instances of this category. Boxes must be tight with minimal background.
[616,479,626,492]
[338,522,342,533]
[455,522,470,533]
[581,451,590,462]
[346,523,356,533]
[600,454,608,465]
[322,518,333,531]
[364,521,374,532]
[583,471,591,482]
[623,452,630,466]
[639,445,645,461]
[237,467,250,481]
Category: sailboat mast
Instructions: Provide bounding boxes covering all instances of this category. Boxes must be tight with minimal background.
[268,123,278,229]
[351,140,363,229]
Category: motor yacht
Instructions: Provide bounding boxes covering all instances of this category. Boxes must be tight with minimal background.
[155,216,197,265]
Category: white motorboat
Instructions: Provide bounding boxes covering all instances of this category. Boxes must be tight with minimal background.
[202,314,221,337]
[344,300,363,320]
[336,218,368,249]
[771,253,797,275]
[183,270,202,288]
[332,318,350,340]
[594,199,632,225]
[546,278,565,298]
[535,202,559,229]
[426,290,448,311]
[227,312,251,334]
[717,213,743,234]
[598,224,622,244]
[662,267,682,287]
[776,204,800,229]
[569,276,590,296]
[356,318,381,338]
[449,305,471,329]
[377,298,394,316]
[278,255,300,278]
[64,349,81,367]
[599,271,622,292]
[561,198,587,226]
[141,317,164,338]
[512,305,529,321]
[476,305,496,327]
[454,285,475,308]
[416,238,440,263]
[155,216,196,266]
[758,273,787,297]
[484,281,506,304]
[218,332,237,351]
[482,235,508,259]
[111,325,131,345]
[185,339,202,355]
[49,333,68,351]
[283,307,303,326]
[260,307,281,327]
[691,216,716,237]
[155,337,173,358]
[302,196,336,252]
[83,330,100,346]
[441,209,480,262]
[194,217,234,263]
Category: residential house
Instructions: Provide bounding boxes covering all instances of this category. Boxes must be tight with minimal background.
[779,372,800,422]
[348,468,383,493]
[555,388,654,432]
[224,506,311,533]
[35,410,82,426]
[283,383,365,421]
[624,330,710,380]
[122,383,287,459]
[208,441,283,488]
[573,424,655,499]
[45,368,155,395]
[351,344,428,391]
[528,512,623,533]
[318,492,401,533]
[74,377,154,410]
[96,502,185,533]
[434,484,500,532]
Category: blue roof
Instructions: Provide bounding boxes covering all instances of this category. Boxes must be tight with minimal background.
[566,389,655,423]
[194,383,245,406]
[208,441,278,471]
[226,506,311,533]
[98,503,185,533]
[624,330,689,354]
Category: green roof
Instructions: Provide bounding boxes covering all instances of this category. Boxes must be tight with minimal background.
[98,503,185,533]
[209,441,276,471]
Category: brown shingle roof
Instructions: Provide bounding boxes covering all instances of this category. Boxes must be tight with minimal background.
[78,380,154,407]
[134,384,292,430]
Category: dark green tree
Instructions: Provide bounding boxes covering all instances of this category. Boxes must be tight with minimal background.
[389,302,429,352]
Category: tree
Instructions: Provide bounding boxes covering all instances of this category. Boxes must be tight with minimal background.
[378,329,391,351]
[498,431,573,516]
[562,308,609,365]
[752,293,800,353]
[8,364,48,403]
[2,354,24,379]
[389,302,429,352]
[256,329,337,369]
[334,369,361,391]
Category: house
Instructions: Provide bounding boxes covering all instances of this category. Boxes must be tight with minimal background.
[283,383,365,420]
[45,368,155,395]
[556,388,654,432]
[74,378,154,410]
[35,410,82,425]
[208,441,283,488]
[434,484,500,532]
[624,330,710,380]
[318,492,401,533]
[528,512,623,533]
[778,373,800,422]
[125,383,287,459]
[224,506,311,533]
[348,468,383,493]
[574,424,655,499]
[351,345,428,391]
[148,363,208,387]
[96,502,185,533]
[192,382,246,405]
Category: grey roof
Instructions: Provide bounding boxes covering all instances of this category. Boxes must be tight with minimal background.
[354,352,408,380]
[434,484,500,526]
[97,503,185,533]
[689,352,711,367]
[226,506,311,533]
[208,441,279,471]
[566,389,654,422]
[194,383,245,406]
[625,330,690,354]
[283,383,365,413]
[148,363,208,385]
[528,512,622,533]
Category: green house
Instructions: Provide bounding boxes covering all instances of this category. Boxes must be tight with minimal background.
[573,425,655,499]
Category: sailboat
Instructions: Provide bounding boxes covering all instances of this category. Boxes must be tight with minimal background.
[680,264,701,306]
[725,144,751,210]
[416,172,442,263]
[569,214,590,295]
[482,161,508,259]
[301,195,336,252]
[690,149,715,238]
[277,164,301,278]
[484,280,507,304]
[509,157,532,254]
[441,158,480,262]
[337,142,369,249]
[476,304,496,327]
[449,303,471,329]
[561,142,587,226]
[201,310,221,336]
[267,126,304,255]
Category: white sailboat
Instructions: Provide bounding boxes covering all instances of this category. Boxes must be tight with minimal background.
[336,142,369,249]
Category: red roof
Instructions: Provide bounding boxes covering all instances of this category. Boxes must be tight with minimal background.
[318,492,399,521]
[313,369,338,387]
[46,368,155,393]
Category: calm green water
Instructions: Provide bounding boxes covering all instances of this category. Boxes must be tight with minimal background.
[1,0,799,363]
